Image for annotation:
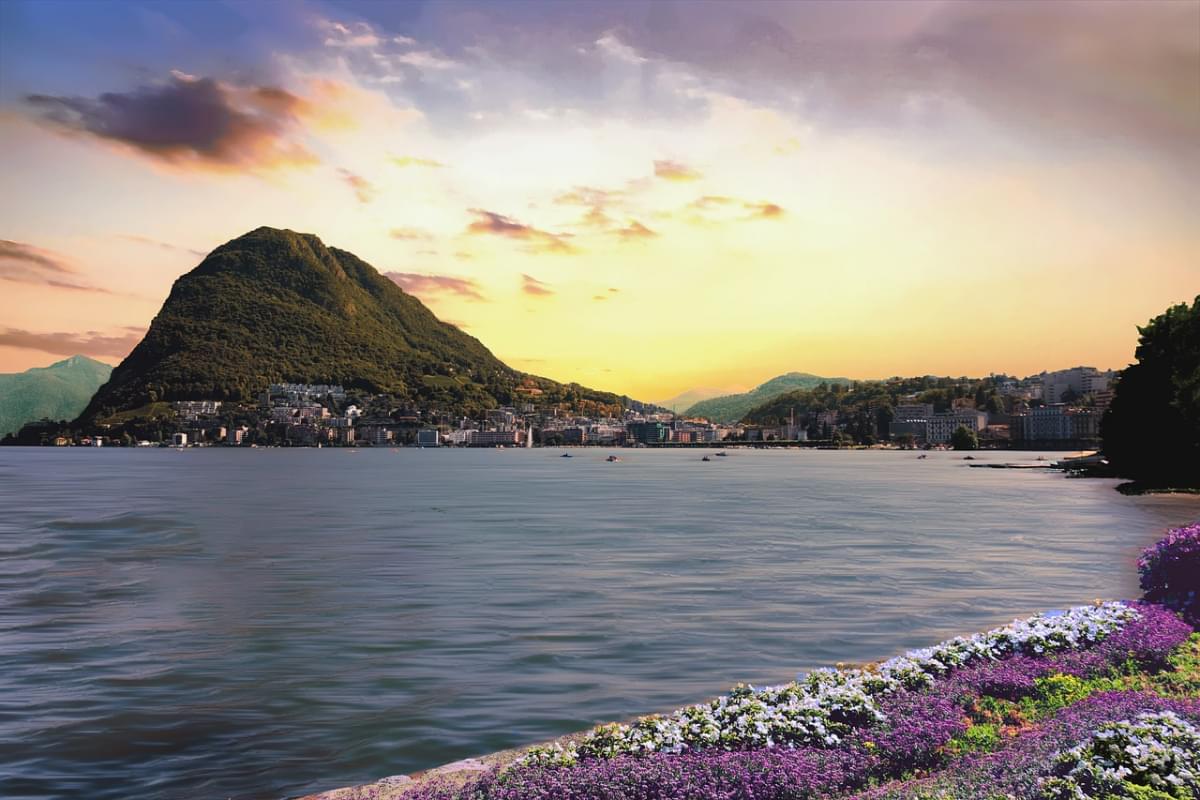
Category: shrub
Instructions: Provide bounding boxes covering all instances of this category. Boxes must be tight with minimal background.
[1139,522,1200,626]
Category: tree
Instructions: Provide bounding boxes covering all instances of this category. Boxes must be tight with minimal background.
[1102,296,1200,487]
[951,425,979,451]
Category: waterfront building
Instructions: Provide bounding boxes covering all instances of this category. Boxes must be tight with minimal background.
[171,432,188,446]
[926,409,987,445]
[445,429,475,446]
[416,429,440,447]
[471,430,522,447]
[1010,404,1103,444]
[627,420,669,445]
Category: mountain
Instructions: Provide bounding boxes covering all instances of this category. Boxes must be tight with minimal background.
[654,385,744,413]
[0,355,113,436]
[79,227,636,423]
[683,371,851,423]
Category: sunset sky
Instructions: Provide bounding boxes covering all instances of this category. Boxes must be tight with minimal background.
[0,0,1196,402]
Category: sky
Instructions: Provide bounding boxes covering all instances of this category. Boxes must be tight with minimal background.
[0,0,1196,403]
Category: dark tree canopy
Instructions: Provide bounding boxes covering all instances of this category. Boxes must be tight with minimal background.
[951,425,978,451]
[1101,296,1200,487]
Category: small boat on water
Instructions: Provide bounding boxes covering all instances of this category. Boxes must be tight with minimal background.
[560,452,573,458]
[606,455,621,462]
[702,455,711,462]
[917,454,927,459]
[714,451,728,457]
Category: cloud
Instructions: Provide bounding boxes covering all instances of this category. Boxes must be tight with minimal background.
[25,71,318,172]
[0,326,144,358]
[614,220,658,240]
[337,168,377,203]
[392,155,446,168]
[554,186,620,207]
[608,287,620,293]
[386,271,485,301]
[395,50,459,70]
[654,159,702,182]
[592,294,609,301]
[688,195,736,210]
[678,196,785,224]
[0,240,70,274]
[466,209,577,254]
[0,240,115,293]
[319,20,382,49]
[521,274,555,297]
[595,33,649,66]
[745,202,785,219]
[118,235,207,256]
[580,206,614,228]
[390,227,433,241]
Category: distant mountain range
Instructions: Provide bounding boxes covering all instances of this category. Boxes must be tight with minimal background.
[654,385,746,413]
[79,226,647,424]
[683,371,851,423]
[0,356,112,436]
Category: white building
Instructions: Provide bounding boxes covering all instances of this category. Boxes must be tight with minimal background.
[1040,367,1115,403]
[926,409,987,445]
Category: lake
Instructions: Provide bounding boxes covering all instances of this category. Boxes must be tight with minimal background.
[0,447,1194,799]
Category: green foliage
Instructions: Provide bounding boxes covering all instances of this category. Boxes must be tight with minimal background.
[951,425,979,451]
[0,355,111,436]
[1102,296,1200,487]
[1022,674,1093,719]
[76,227,630,425]
[947,723,1001,755]
[683,372,849,423]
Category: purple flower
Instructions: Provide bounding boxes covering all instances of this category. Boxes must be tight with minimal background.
[1139,521,1200,625]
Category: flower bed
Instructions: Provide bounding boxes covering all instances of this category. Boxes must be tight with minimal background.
[402,603,1193,800]
[386,522,1200,800]
[853,692,1200,799]
[1040,710,1200,799]
[518,602,1140,767]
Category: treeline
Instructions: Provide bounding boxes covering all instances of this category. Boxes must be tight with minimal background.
[741,375,1012,444]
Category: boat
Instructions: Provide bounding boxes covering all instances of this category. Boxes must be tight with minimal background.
[560,452,573,458]
[714,451,728,457]
[702,456,711,462]
[606,455,621,462]
[917,454,927,459]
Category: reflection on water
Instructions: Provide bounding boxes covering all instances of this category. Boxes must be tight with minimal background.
[0,448,1193,799]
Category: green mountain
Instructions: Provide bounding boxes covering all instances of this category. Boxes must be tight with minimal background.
[0,355,113,436]
[683,372,850,423]
[79,227,637,423]
[654,385,742,413]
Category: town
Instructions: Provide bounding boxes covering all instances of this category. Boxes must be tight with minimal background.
[42,366,1114,451]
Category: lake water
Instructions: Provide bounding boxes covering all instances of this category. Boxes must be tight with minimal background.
[0,448,1195,799]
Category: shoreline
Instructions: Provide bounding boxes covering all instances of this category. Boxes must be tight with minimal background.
[299,600,1199,800]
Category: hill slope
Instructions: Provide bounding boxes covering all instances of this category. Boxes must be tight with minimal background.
[0,356,112,436]
[80,227,631,421]
[683,371,849,422]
